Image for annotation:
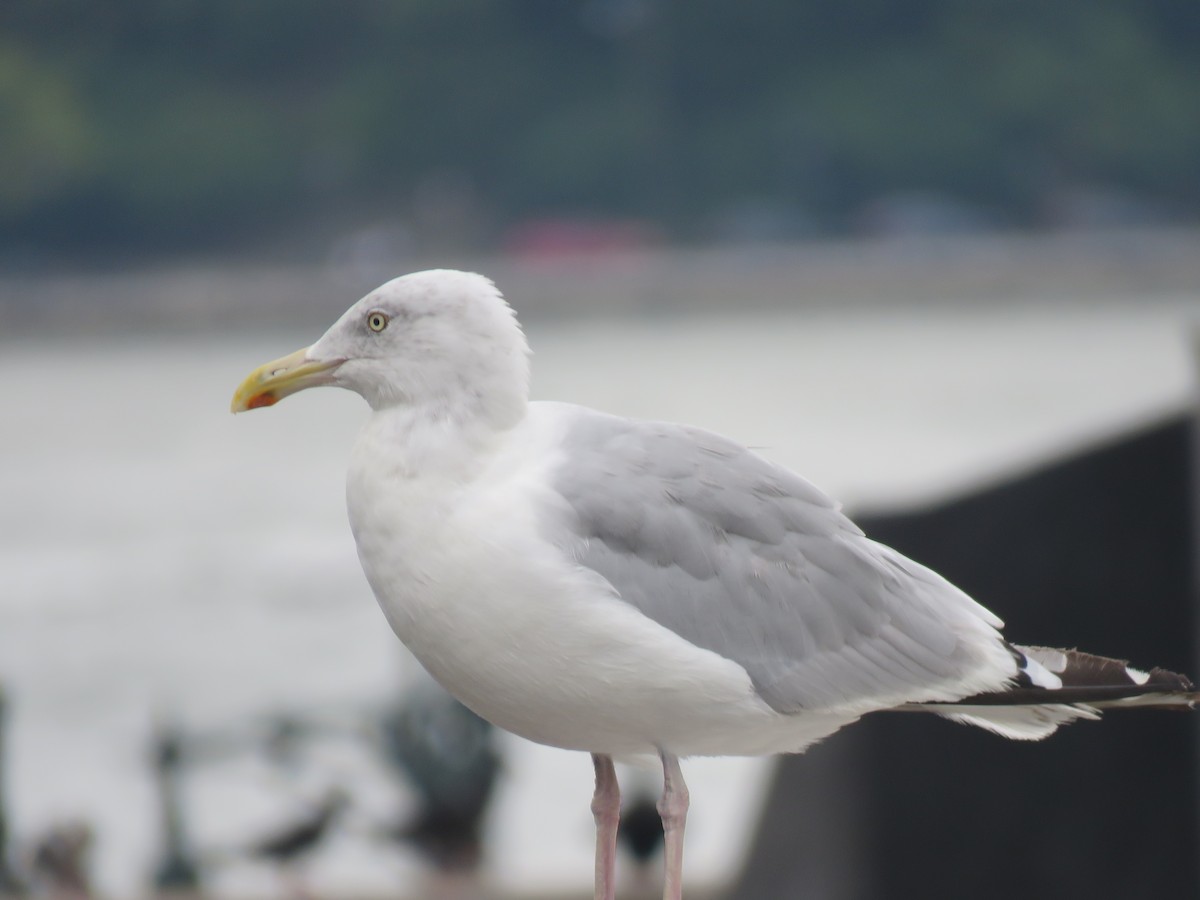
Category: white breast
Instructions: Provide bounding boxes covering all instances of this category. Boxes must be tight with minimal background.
[344,404,853,758]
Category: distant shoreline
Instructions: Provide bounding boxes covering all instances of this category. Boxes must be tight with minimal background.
[2,227,1197,337]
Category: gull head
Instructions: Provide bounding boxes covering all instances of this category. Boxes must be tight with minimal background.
[231,270,531,423]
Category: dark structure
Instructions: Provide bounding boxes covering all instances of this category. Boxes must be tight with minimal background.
[149,721,201,892]
[733,414,1197,899]
[0,687,25,896]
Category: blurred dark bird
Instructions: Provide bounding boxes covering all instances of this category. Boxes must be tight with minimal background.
[615,787,666,898]
[618,792,664,868]
[245,788,349,866]
[233,788,350,900]
[377,682,500,874]
[28,821,93,900]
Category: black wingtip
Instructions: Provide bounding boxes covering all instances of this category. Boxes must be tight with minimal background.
[954,645,1199,709]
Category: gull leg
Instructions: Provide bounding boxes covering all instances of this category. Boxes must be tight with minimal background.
[658,751,689,900]
[591,753,620,900]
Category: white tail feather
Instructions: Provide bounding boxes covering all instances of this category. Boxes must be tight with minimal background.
[935,704,1101,740]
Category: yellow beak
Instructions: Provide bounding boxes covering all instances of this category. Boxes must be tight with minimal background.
[230,347,343,413]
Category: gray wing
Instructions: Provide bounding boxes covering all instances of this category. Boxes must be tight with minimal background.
[545,408,1011,713]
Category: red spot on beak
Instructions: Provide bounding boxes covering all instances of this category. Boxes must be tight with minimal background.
[246,393,277,410]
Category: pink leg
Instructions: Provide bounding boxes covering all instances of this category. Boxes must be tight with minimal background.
[591,753,620,900]
[658,751,689,900]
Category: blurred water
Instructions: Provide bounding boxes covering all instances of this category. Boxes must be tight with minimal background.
[0,295,1194,896]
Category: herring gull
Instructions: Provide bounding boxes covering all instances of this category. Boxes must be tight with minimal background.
[231,269,1197,900]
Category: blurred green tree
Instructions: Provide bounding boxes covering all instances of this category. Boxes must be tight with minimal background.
[0,0,1196,257]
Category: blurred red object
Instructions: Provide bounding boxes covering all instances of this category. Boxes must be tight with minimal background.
[503,217,661,260]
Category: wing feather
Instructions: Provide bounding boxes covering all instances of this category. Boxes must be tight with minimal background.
[544,407,1016,714]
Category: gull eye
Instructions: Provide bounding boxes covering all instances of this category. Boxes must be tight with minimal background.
[366,310,390,333]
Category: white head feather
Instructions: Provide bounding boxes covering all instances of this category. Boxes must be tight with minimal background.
[308,270,531,427]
